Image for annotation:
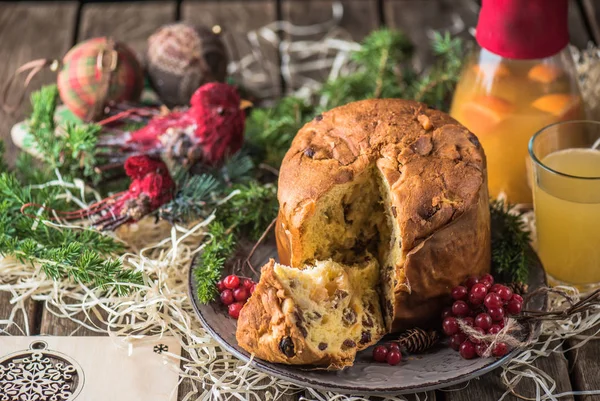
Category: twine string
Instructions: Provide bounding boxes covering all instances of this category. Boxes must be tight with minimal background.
[0,58,60,114]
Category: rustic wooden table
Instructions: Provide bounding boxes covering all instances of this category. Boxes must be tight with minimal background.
[1,1,600,400]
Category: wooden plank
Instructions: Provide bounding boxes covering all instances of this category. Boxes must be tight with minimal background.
[282,0,380,41]
[78,1,177,63]
[384,0,479,71]
[0,293,37,336]
[442,343,574,401]
[0,2,78,167]
[0,2,77,338]
[582,0,600,45]
[569,0,593,48]
[182,0,280,101]
[566,330,600,401]
[281,0,380,94]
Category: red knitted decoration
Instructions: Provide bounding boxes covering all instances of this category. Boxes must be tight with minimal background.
[100,82,246,166]
[20,156,175,231]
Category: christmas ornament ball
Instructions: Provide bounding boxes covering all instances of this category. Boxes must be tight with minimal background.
[57,37,144,121]
[147,23,228,108]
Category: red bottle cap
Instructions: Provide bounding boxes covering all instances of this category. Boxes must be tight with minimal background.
[476,0,569,59]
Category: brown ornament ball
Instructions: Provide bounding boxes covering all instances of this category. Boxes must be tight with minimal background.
[147,23,228,108]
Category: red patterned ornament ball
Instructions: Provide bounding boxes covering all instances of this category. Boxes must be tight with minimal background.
[57,37,144,121]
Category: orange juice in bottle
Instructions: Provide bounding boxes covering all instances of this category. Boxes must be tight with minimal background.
[450,0,584,204]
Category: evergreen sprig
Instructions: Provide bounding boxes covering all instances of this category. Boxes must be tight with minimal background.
[320,29,413,107]
[195,182,278,303]
[0,141,7,173]
[489,200,532,284]
[194,222,235,304]
[244,29,465,171]
[412,32,465,110]
[0,171,142,294]
[26,85,101,181]
[159,174,221,223]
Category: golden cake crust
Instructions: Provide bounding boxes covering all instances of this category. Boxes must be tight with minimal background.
[275,98,491,331]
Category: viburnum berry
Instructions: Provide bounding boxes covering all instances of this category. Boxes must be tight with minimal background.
[475,342,489,357]
[223,275,240,290]
[220,289,234,305]
[372,345,388,362]
[462,317,475,327]
[505,298,523,315]
[450,333,467,351]
[492,342,509,357]
[469,283,488,305]
[464,276,479,289]
[469,327,486,344]
[441,307,453,320]
[459,340,477,359]
[475,313,493,331]
[497,286,514,302]
[388,343,401,353]
[484,292,503,309]
[386,350,402,365]
[233,287,249,302]
[228,302,244,319]
[512,294,524,304]
[490,283,504,293]
[480,273,495,286]
[451,286,468,301]
[488,306,505,322]
[488,324,502,335]
[250,283,257,294]
[452,301,470,317]
[216,279,226,292]
[242,278,254,290]
[443,317,460,336]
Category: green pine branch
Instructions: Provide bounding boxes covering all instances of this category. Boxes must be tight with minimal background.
[489,199,532,284]
[0,172,142,294]
[0,141,8,173]
[411,32,465,110]
[26,85,102,181]
[195,182,278,303]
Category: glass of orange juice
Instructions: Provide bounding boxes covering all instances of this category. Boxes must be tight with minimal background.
[529,121,600,292]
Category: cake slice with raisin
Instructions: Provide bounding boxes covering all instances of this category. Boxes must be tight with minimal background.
[236,256,385,369]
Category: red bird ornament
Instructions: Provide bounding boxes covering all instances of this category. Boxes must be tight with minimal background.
[21,155,176,231]
[98,82,250,168]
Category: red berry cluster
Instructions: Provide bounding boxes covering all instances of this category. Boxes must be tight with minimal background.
[442,274,524,359]
[372,343,402,366]
[217,275,256,319]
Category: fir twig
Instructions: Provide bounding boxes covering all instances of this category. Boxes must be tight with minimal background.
[159,174,220,223]
[0,141,8,173]
[26,85,102,181]
[490,199,532,284]
[195,182,278,303]
[0,172,142,294]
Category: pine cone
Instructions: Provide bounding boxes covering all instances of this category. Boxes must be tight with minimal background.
[508,281,529,295]
[395,328,439,354]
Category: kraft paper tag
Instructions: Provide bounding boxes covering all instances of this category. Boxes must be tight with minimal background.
[0,336,181,401]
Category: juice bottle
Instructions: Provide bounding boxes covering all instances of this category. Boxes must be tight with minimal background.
[450,0,584,204]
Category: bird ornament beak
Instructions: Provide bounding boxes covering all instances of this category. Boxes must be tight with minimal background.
[239,99,253,110]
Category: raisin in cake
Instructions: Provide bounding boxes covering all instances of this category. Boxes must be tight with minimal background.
[236,256,385,369]
[275,99,491,332]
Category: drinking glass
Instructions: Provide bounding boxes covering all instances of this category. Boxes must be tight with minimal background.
[529,121,600,292]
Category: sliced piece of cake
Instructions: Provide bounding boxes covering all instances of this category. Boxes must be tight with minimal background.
[236,256,384,369]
